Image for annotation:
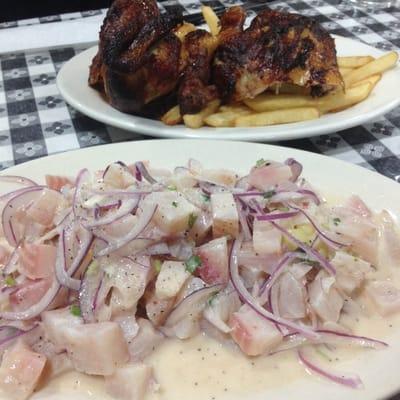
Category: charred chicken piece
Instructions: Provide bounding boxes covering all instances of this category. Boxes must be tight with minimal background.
[89,0,183,114]
[213,8,344,102]
[178,30,218,115]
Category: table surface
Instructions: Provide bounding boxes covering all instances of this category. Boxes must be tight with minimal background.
[0,0,399,182]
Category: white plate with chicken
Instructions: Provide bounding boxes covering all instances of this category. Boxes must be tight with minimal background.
[1,139,400,400]
[57,1,400,141]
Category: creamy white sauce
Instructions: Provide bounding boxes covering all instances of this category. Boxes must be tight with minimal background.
[4,196,400,400]
[23,308,399,400]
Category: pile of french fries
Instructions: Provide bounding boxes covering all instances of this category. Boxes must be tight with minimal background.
[161,6,399,128]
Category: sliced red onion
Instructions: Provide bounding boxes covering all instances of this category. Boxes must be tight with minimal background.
[0,175,38,187]
[234,191,265,198]
[135,162,157,184]
[102,161,130,180]
[229,238,319,340]
[96,202,157,256]
[285,158,303,182]
[289,205,347,249]
[79,266,104,323]
[72,168,90,219]
[269,189,320,205]
[298,348,363,389]
[236,202,252,241]
[270,221,336,275]
[55,226,92,291]
[168,239,194,260]
[2,186,46,246]
[84,196,140,228]
[165,284,223,327]
[199,181,229,196]
[139,242,170,256]
[296,189,321,205]
[0,324,39,347]
[258,253,297,304]
[315,330,388,349]
[256,210,299,221]
[0,277,61,320]
[2,241,21,274]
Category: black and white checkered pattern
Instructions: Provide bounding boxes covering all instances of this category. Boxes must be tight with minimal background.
[0,0,400,183]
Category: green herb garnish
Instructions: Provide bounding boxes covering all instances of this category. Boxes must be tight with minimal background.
[172,201,178,208]
[188,213,198,229]
[185,255,202,273]
[201,194,210,202]
[4,276,16,287]
[70,305,81,317]
[153,259,162,273]
[263,190,276,199]
[167,185,177,191]
[86,260,99,276]
[207,292,219,307]
[256,158,266,168]
[333,217,341,226]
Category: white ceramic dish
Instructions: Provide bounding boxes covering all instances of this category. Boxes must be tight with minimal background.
[1,139,400,400]
[57,36,400,142]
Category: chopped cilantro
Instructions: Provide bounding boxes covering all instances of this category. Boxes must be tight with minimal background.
[4,275,16,287]
[256,158,266,168]
[207,292,219,307]
[201,194,210,202]
[185,255,202,273]
[86,260,99,276]
[188,213,198,229]
[263,190,276,199]
[167,185,177,191]
[70,305,81,317]
[333,217,341,226]
[172,201,178,208]
[153,259,162,273]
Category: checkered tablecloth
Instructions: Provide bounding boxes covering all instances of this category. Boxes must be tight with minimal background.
[0,0,400,182]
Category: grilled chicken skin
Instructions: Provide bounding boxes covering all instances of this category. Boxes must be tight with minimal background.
[213,8,344,102]
[89,0,183,114]
[89,2,343,116]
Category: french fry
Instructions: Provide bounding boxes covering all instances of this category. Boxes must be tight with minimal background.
[317,82,372,113]
[219,104,251,113]
[351,73,381,89]
[234,107,319,127]
[161,105,182,126]
[339,67,354,76]
[174,22,196,42]
[344,51,398,88]
[271,83,310,95]
[205,108,251,127]
[244,94,316,112]
[337,56,375,68]
[183,100,221,129]
[202,5,220,36]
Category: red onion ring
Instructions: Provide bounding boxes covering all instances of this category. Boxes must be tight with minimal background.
[256,210,299,221]
[229,237,319,339]
[165,284,223,327]
[288,205,347,249]
[0,175,38,187]
[2,186,46,246]
[96,202,157,256]
[135,162,157,184]
[298,348,363,389]
[72,168,90,219]
[270,221,336,275]
[285,158,303,182]
[55,226,92,291]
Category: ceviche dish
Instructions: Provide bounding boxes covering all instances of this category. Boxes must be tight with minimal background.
[0,157,400,400]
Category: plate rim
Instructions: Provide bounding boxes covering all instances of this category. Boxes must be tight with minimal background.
[57,36,400,142]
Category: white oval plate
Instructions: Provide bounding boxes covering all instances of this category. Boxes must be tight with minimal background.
[1,139,400,399]
[57,37,400,142]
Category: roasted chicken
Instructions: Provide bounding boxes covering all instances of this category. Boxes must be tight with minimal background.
[89,0,343,116]
[213,8,344,102]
